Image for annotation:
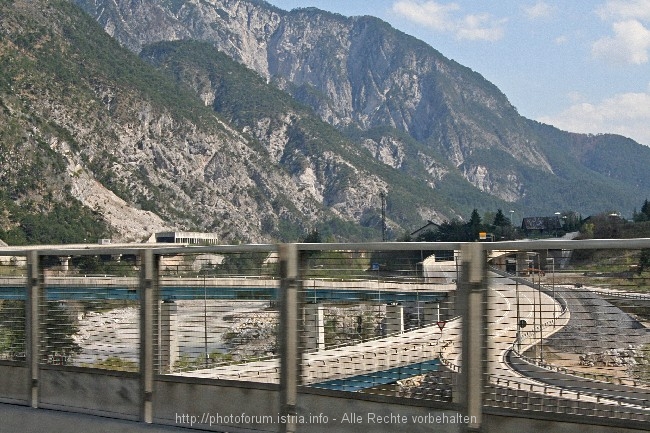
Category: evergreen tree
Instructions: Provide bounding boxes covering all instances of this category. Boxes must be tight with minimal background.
[633,200,650,222]
[0,301,25,360]
[468,209,482,228]
[301,229,322,259]
[217,252,268,276]
[493,209,510,227]
[642,199,650,219]
[466,209,483,240]
[302,229,322,244]
[0,300,81,364]
[639,249,650,274]
[43,302,82,364]
[417,220,469,242]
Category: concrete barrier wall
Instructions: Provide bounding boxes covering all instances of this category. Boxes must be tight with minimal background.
[2,391,648,433]
[39,366,140,420]
[484,410,648,433]
[0,363,29,404]
[0,363,648,432]
[295,390,464,433]
[0,403,190,433]
[153,377,279,432]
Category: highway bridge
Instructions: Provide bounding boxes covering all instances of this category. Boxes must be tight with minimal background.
[0,276,452,301]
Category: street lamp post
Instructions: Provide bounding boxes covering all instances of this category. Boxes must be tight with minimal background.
[547,257,556,324]
[380,192,387,242]
[536,254,543,363]
[203,270,209,368]
[515,255,521,354]
[528,252,544,363]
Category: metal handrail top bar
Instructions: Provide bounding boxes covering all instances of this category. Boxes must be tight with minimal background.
[0,238,648,256]
[0,243,277,256]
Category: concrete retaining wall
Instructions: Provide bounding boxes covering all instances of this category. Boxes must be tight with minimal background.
[0,362,29,404]
[39,366,140,420]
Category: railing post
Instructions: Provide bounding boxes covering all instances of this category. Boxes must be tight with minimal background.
[140,249,158,423]
[458,243,487,432]
[26,250,42,408]
[278,244,301,433]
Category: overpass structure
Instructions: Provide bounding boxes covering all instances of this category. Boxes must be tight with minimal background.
[0,240,649,433]
[178,320,455,385]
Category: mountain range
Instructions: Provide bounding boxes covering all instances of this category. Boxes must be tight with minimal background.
[1,0,649,244]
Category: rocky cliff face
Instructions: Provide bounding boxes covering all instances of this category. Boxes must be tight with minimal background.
[71,0,650,219]
[58,66,395,242]
[137,39,443,236]
[1,0,403,243]
[69,0,566,214]
[74,0,552,185]
[3,0,648,246]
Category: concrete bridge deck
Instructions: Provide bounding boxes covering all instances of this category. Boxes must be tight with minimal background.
[0,275,455,293]
[177,321,456,384]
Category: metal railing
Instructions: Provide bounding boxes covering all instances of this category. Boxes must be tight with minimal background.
[0,240,648,432]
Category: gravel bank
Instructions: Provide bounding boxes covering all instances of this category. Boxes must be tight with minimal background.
[546,286,648,353]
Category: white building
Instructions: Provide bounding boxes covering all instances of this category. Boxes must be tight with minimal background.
[155,231,219,245]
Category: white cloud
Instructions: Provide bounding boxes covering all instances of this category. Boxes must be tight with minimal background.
[457,14,506,41]
[597,0,650,21]
[593,1,650,65]
[592,19,650,64]
[539,92,650,146]
[554,35,568,45]
[392,0,506,41]
[392,0,460,32]
[523,2,553,19]
[567,91,584,103]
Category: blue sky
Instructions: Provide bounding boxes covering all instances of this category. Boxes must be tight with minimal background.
[265,0,650,146]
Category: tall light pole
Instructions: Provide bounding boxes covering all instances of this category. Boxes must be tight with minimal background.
[547,257,556,324]
[528,252,544,363]
[536,253,543,363]
[203,270,209,368]
[380,192,387,242]
[515,255,521,354]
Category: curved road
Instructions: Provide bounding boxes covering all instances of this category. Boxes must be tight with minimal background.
[480,271,649,413]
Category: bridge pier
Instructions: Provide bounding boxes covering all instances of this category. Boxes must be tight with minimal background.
[440,290,456,319]
[385,303,404,335]
[516,251,528,276]
[59,256,71,273]
[159,300,179,373]
[423,302,441,325]
[304,303,325,351]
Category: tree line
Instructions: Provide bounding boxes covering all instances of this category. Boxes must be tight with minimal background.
[413,209,515,242]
